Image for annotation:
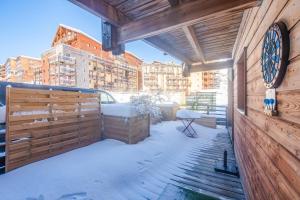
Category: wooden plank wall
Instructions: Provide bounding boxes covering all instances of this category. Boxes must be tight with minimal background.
[5,87,101,172]
[232,0,300,199]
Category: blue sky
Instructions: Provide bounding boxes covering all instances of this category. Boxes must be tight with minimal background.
[0,0,180,64]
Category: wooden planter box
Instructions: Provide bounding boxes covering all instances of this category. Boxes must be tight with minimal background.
[158,104,179,121]
[194,116,216,129]
[103,114,150,144]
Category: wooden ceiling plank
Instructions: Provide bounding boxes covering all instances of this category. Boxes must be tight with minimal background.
[193,17,242,31]
[183,25,206,63]
[195,23,242,36]
[118,0,261,43]
[203,43,235,50]
[201,38,237,45]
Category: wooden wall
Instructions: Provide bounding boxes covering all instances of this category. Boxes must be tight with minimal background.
[232,0,300,199]
[5,87,101,172]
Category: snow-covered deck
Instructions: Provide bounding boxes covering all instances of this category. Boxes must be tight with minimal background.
[0,121,244,200]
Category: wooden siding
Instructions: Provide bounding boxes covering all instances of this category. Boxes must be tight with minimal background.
[5,87,101,172]
[103,114,150,144]
[232,0,300,199]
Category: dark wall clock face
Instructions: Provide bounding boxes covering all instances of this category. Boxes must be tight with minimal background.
[261,22,289,88]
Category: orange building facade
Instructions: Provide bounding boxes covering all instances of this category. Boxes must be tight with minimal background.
[0,64,5,81]
[15,56,41,84]
[202,71,221,90]
[1,56,41,84]
[3,58,17,82]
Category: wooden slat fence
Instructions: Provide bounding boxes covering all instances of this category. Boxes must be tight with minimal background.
[5,87,101,172]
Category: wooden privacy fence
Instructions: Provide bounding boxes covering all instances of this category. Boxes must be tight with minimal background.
[5,87,101,172]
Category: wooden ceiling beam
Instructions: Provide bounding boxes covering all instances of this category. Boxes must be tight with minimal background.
[183,25,206,63]
[68,0,129,26]
[190,59,233,72]
[118,0,261,44]
[145,37,193,64]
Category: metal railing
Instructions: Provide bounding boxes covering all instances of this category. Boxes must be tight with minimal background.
[188,103,228,127]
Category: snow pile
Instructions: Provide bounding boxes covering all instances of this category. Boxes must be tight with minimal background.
[156,102,179,107]
[0,121,225,200]
[32,118,48,124]
[12,110,49,116]
[101,103,138,117]
[130,95,162,122]
[176,109,202,119]
[110,92,138,103]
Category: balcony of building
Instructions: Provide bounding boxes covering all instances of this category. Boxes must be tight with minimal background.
[48,54,76,65]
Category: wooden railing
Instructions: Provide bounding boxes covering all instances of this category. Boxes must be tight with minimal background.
[5,87,101,171]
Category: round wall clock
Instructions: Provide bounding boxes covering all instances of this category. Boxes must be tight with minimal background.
[261,22,289,88]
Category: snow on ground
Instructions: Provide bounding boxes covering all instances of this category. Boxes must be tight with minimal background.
[0,121,226,200]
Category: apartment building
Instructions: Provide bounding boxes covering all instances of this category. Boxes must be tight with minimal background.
[142,61,190,94]
[190,72,203,92]
[15,56,41,84]
[202,71,222,89]
[3,57,17,82]
[0,64,5,81]
[40,24,142,91]
[1,56,41,83]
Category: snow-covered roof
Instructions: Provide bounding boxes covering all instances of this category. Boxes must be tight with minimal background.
[54,24,143,64]
[58,24,102,45]
[18,55,41,61]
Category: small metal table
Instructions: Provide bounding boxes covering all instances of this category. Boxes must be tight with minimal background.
[177,117,200,138]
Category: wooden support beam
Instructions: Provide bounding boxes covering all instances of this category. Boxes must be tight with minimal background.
[183,25,206,63]
[145,37,193,64]
[118,0,261,43]
[190,59,233,72]
[68,0,129,26]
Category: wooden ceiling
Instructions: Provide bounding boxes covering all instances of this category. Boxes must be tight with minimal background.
[69,0,261,71]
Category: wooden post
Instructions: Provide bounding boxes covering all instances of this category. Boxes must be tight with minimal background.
[5,87,10,172]
[78,91,82,144]
[48,89,53,152]
[147,113,150,137]
[207,104,210,115]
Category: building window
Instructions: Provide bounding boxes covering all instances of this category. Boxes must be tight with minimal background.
[237,47,247,115]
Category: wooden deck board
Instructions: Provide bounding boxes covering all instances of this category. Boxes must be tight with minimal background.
[159,132,245,200]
